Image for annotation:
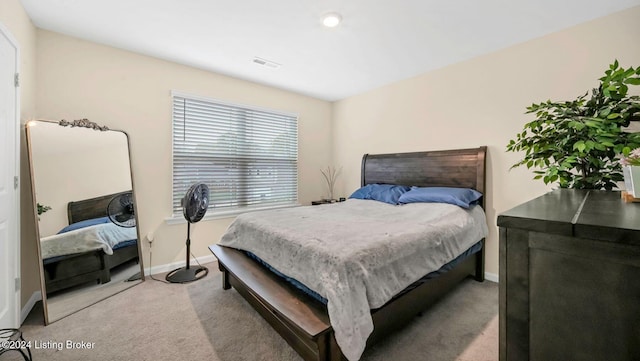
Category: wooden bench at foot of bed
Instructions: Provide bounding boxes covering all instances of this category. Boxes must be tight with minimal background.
[210,242,483,361]
[210,244,339,361]
[44,243,140,295]
[44,250,108,294]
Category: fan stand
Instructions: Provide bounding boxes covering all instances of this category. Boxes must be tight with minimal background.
[166,222,208,283]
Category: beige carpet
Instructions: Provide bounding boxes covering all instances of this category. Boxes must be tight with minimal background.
[46,262,141,322]
[8,264,498,361]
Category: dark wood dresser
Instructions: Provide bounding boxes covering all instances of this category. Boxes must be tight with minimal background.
[497,189,640,361]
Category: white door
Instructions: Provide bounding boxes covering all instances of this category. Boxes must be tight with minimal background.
[0,21,20,329]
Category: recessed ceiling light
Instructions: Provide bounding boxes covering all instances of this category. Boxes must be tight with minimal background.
[322,13,342,28]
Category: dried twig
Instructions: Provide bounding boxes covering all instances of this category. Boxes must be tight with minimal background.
[320,166,342,200]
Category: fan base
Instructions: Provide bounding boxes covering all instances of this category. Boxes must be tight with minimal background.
[126,272,142,282]
[165,265,209,283]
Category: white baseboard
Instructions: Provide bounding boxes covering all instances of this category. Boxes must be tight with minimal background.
[484,272,499,283]
[145,254,217,276]
[21,290,42,324]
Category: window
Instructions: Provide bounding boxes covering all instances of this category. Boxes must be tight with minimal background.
[172,92,298,216]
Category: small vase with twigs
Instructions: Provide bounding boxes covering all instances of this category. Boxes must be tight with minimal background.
[320,166,342,201]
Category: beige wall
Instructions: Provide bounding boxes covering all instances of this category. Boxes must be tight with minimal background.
[29,122,132,236]
[35,30,333,274]
[332,6,640,278]
[0,0,40,308]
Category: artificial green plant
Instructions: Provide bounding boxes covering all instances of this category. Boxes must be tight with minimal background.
[507,60,640,190]
[37,203,51,216]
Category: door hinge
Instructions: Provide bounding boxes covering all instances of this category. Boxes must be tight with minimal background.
[15,278,20,292]
[14,176,18,189]
[14,73,19,87]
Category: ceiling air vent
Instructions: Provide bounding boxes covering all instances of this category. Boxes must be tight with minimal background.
[253,57,281,69]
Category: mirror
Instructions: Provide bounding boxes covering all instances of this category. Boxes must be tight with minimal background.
[26,119,144,324]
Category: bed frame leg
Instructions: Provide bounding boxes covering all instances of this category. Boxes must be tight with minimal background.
[474,239,485,282]
[218,264,231,290]
[222,271,231,290]
[216,257,232,290]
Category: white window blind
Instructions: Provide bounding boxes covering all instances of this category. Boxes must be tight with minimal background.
[172,92,298,215]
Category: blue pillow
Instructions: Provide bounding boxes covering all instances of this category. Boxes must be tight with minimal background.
[349,184,411,205]
[398,187,482,208]
[349,184,374,200]
[57,216,110,234]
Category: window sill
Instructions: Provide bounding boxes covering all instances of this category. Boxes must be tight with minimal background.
[164,202,302,225]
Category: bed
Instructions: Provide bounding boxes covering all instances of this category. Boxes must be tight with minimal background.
[209,146,487,361]
[41,191,140,295]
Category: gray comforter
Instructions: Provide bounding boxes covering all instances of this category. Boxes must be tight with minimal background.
[218,199,488,361]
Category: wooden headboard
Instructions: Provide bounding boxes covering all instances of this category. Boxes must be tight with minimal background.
[361,146,487,207]
[67,191,132,224]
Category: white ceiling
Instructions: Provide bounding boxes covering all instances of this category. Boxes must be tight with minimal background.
[20,0,640,101]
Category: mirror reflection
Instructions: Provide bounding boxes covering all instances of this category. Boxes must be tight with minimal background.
[27,119,144,324]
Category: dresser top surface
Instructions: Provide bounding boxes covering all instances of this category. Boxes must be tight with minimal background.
[497,189,640,243]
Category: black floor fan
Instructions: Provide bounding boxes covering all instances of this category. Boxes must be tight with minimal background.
[107,191,136,228]
[166,183,210,283]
